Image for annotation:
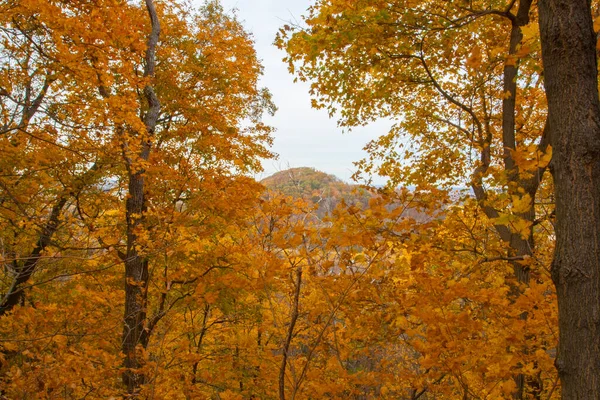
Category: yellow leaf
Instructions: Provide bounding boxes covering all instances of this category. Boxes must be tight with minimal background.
[594,16,600,33]
[466,45,482,69]
[512,218,532,239]
[512,194,532,214]
[521,23,539,43]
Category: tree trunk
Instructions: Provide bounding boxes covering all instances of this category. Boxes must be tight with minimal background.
[121,0,161,395]
[279,266,302,400]
[121,167,151,394]
[0,197,67,315]
[539,0,600,398]
[475,2,542,393]
[0,161,101,316]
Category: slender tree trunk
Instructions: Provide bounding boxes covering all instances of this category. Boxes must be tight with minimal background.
[279,266,302,400]
[121,164,151,394]
[473,2,544,394]
[503,0,536,289]
[0,197,67,315]
[121,0,161,395]
[539,0,600,398]
[0,161,101,316]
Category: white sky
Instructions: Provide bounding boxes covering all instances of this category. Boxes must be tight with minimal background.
[213,0,392,184]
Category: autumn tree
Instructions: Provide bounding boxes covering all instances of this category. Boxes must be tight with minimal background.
[277,0,557,397]
[0,0,116,317]
[0,0,274,397]
[278,0,550,276]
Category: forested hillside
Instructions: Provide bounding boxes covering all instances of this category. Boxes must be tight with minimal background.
[1,0,599,399]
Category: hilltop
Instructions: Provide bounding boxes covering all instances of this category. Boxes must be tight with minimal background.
[260,167,372,215]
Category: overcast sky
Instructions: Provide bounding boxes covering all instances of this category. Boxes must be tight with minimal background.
[211,0,392,184]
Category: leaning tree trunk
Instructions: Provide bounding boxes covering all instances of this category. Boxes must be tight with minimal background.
[539,0,600,398]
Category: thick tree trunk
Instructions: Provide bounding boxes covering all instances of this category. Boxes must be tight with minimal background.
[539,0,600,398]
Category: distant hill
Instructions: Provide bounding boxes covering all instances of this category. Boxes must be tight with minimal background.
[260,167,372,216]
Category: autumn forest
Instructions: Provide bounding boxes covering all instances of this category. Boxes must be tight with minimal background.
[1,0,600,399]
